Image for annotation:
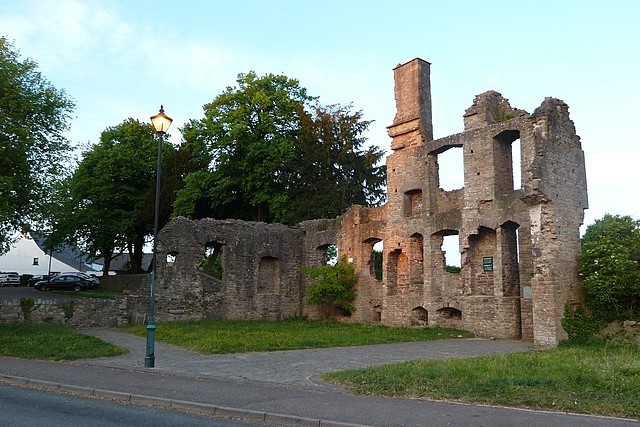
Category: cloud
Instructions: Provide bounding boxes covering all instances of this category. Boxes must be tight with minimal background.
[0,0,116,73]
[1,0,241,88]
[143,39,244,92]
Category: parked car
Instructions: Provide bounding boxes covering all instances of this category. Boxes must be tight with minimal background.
[0,272,21,287]
[34,272,100,292]
[27,274,53,287]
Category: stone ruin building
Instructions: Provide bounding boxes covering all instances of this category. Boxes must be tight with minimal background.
[152,58,588,347]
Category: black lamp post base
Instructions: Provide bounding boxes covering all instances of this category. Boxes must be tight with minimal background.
[145,322,156,368]
[144,355,155,368]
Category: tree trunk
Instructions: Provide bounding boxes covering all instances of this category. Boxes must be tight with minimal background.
[101,248,113,274]
[128,238,144,273]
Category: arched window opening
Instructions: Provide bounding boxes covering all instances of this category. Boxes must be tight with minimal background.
[409,233,424,283]
[373,305,382,322]
[466,226,497,295]
[411,306,428,326]
[442,233,461,272]
[257,256,280,293]
[501,221,521,296]
[316,244,338,266]
[436,146,464,191]
[494,130,521,192]
[363,238,383,280]
[387,248,408,295]
[200,241,223,279]
[436,307,462,320]
[512,138,521,190]
[403,189,423,217]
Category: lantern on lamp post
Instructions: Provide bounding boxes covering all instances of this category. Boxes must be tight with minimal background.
[151,105,173,134]
[145,105,173,368]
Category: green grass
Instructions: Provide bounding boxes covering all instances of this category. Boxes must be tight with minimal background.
[0,323,127,360]
[325,341,640,419]
[121,319,472,353]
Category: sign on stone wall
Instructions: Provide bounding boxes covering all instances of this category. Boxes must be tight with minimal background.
[482,257,493,272]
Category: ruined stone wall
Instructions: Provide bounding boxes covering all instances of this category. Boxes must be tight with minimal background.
[335,205,386,323]
[145,58,586,347]
[523,99,588,345]
[335,58,587,346]
[155,217,306,321]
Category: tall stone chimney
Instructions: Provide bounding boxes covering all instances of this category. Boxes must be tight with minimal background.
[387,58,433,150]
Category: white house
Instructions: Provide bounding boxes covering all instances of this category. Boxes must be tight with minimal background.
[0,232,100,276]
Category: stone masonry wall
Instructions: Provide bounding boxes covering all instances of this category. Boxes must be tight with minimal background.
[0,296,128,327]
[125,58,586,348]
[153,217,306,321]
[117,216,344,324]
[334,58,587,346]
[336,205,386,323]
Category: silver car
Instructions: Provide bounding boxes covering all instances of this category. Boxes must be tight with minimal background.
[0,273,21,287]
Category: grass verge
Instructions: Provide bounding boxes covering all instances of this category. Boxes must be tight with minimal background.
[121,319,472,353]
[0,323,126,360]
[324,341,640,419]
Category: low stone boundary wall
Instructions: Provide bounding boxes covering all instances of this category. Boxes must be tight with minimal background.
[0,296,129,327]
[0,274,154,327]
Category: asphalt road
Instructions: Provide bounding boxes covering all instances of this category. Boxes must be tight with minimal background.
[0,383,269,427]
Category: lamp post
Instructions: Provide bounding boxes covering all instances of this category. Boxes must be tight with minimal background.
[145,105,173,368]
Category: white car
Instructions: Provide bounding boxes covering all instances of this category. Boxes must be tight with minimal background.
[0,272,21,287]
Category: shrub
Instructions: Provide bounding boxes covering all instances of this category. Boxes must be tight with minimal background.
[62,300,75,323]
[495,111,517,122]
[303,255,357,317]
[561,302,601,343]
[19,297,41,322]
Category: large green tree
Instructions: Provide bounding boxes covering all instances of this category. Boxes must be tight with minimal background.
[55,119,177,273]
[0,36,74,251]
[175,71,312,223]
[173,71,386,225]
[580,214,640,320]
[288,103,386,224]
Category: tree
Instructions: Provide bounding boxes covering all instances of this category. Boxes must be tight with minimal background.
[55,119,176,273]
[174,71,386,225]
[175,71,312,223]
[579,214,640,320]
[285,103,385,224]
[0,36,74,251]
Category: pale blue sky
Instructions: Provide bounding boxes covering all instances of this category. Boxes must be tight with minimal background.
[1,0,639,234]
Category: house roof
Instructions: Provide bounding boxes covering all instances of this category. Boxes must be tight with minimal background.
[30,232,100,273]
[30,232,152,273]
[109,253,153,272]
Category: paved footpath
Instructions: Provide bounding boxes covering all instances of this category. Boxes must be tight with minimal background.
[1,329,637,427]
[75,328,534,388]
